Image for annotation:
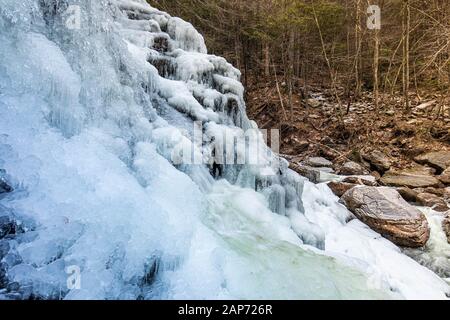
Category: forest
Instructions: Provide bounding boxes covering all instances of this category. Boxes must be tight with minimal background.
[148,0,450,268]
[152,0,449,98]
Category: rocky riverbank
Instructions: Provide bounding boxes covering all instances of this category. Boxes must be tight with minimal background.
[286,151,450,282]
[287,151,450,245]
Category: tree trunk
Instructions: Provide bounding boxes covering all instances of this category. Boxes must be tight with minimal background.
[402,0,411,111]
[355,0,362,98]
[374,28,380,112]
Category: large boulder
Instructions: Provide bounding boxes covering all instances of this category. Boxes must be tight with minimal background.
[380,166,441,188]
[362,150,392,172]
[340,186,430,247]
[339,161,369,176]
[415,151,450,172]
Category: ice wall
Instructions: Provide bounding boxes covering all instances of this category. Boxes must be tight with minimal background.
[0,0,448,300]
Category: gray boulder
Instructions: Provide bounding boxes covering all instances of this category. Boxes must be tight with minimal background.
[341,186,430,247]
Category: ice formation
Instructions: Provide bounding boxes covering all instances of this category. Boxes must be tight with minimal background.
[0,0,449,300]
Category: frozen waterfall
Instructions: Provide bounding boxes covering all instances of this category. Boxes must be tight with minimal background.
[0,0,449,300]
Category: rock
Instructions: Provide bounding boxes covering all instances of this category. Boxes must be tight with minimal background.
[416,193,449,212]
[340,186,430,247]
[339,161,369,176]
[318,166,335,173]
[294,140,310,153]
[306,98,321,108]
[320,136,335,145]
[415,100,436,111]
[362,150,392,172]
[0,170,13,194]
[342,176,377,186]
[443,214,450,243]
[414,151,450,172]
[380,167,441,189]
[319,146,340,160]
[304,157,333,168]
[317,172,342,183]
[152,36,169,53]
[397,187,419,203]
[290,163,339,183]
[371,171,381,181]
[421,187,445,197]
[328,176,378,197]
[438,167,450,184]
[289,163,321,183]
[327,181,356,197]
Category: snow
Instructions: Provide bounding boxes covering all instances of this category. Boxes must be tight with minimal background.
[167,17,207,54]
[0,0,448,300]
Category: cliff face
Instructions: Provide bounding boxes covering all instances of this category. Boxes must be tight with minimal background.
[0,0,448,300]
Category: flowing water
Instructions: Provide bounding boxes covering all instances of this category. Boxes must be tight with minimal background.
[0,0,448,300]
